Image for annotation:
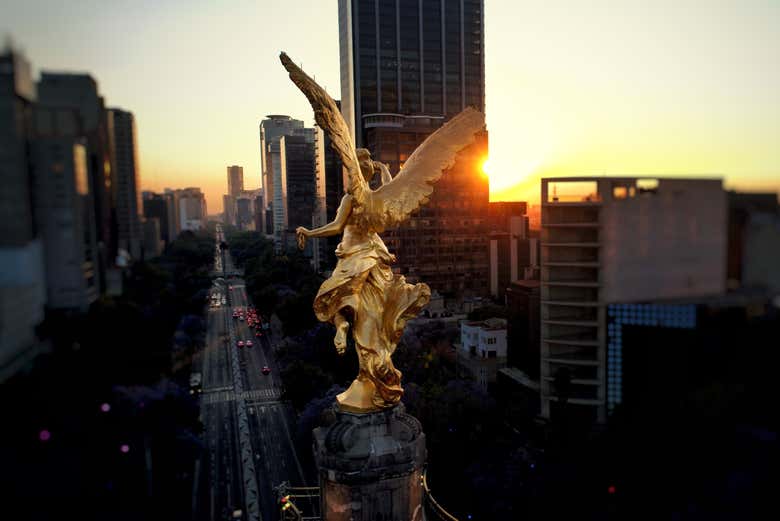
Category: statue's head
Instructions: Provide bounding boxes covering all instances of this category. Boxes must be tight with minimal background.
[356,148,375,182]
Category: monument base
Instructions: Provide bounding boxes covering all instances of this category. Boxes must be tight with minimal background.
[313,402,426,521]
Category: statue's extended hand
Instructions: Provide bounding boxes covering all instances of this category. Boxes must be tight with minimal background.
[296,227,309,250]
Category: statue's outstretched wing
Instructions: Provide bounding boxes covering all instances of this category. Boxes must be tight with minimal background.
[373,107,485,227]
[279,52,368,202]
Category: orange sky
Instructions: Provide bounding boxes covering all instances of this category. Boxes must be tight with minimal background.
[5,1,779,213]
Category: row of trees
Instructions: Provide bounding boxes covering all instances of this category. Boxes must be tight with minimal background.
[225,228,322,337]
[1,230,216,521]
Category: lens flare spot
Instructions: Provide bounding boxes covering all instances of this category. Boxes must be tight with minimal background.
[39,430,51,442]
[100,403,111,413]
[120,444,130,453]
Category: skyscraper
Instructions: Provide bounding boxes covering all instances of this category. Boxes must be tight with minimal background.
[339,0,491,298]
[227,165,244,197]
[280,132,317,248]
[259,115,305,234]
[37,72,114,289]
[0,49,47,381]
[0,50,36,246]
[339,0,485,152]
[107,108,142,260]
[31,106,99,310]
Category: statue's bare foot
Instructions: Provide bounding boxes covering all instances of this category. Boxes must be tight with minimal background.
[334,321,349,355]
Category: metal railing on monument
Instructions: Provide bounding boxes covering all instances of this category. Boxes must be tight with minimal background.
[422,468,459,521]
[271,471,458,521]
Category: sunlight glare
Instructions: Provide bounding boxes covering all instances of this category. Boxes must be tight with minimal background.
[481,158,491,177]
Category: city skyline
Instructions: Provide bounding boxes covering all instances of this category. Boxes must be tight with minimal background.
[3,0,779,213]
[2,4,779,518]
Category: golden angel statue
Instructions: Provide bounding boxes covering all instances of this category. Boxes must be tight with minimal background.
[281,52,484,413]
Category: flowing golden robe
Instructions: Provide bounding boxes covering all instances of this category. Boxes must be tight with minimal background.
[313,233,430,408]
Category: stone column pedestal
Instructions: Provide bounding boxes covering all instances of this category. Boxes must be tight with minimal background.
[313,402,427,521]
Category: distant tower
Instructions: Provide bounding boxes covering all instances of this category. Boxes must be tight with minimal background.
[259,115,305,234]
[279,130,316,250]
[107,108,142,260]
[227,165,244,197]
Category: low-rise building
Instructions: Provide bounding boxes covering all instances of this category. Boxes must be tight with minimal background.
[456,318,507,392]
[177,187,207,231]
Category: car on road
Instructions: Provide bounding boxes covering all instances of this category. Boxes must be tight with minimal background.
[261,366,271,375]
[237,340,244,347]
[245,340,253,347]
[255,332,262,338]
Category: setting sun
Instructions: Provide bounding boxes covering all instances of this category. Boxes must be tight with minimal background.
[481,158,491,177]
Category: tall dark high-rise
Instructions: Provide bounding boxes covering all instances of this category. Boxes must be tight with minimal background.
[37,72,114,289]
[339,0,491,298]
[0,50,36,246]
[31,107,99,310]
[313,101,346,272]
[223,165,245,227]
[107,108,142,260]
[280,131,317,251]
[0,49,47,381]
[339,0,485,153]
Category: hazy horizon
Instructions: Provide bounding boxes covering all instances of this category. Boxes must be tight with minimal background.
[3,0,779,213]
